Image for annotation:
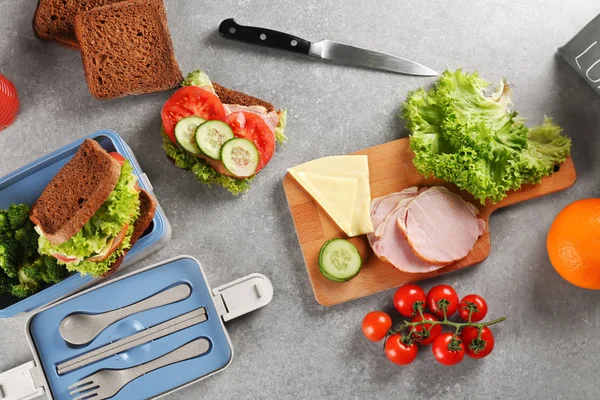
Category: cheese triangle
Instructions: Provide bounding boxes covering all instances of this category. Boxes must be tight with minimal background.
[291,172,357,235]
[289,156,374,237]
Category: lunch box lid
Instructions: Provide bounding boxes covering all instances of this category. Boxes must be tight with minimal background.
[0,256,273,400]
[0,130,172,318]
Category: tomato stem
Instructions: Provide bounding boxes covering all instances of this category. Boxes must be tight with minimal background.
[390,316,506,338]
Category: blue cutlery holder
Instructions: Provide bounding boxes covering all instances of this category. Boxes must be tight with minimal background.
[0,256,273,400]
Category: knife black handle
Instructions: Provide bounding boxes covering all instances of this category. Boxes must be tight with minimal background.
[219,18,311,55]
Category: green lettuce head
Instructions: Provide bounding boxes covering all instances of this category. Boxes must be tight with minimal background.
[403,69,571,204]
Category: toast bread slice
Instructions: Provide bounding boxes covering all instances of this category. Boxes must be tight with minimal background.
[30,139,121,246]
[33,0,128,48]
[74,0,182,99]
[102,189,156,277]
[213,84,275,113]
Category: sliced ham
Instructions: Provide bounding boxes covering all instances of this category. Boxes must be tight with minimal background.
[368,188,446,274]
[224,104,280,134]
[398,186,486,265]
[367,187,419,246]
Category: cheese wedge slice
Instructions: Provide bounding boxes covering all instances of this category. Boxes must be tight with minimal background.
[288,155,374,237]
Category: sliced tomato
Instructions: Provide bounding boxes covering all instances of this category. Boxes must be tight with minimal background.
[87,224,129,262]
[161,86,227,143]
[53,253,80,263]
[225,112,275,172]
[109,152,126,166]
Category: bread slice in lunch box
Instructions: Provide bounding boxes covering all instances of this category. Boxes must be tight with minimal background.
[102,189,156,277]
[30,139,122,246]
[74,0,182,99]
[33,0,129,48]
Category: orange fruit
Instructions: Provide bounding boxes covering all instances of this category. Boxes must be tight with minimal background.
[547,198,600,289]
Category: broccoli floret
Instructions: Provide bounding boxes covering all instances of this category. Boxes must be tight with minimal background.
[7,204,30,230]
[15,222,39,260]
[10,268,40,298]
[0,235,20,278]
[42,257,69,284]
[0,269,14,295]
[0,211,9,234]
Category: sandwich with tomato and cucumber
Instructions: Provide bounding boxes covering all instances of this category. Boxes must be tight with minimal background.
[161,70,287,194]
[29,139,156,277]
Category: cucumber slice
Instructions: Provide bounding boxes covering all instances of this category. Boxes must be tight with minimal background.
[195,120,234,160]
[318,239,362,282]
[220,138,259,178]
[175,116,205,155]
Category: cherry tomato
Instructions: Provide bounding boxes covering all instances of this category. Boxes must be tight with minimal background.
[161,86,226,143]
[393,284,426,317]
[461,326,495,359]
[432,333,465,366]
[458,294,488,322]
[384,334,418,365]
[0,74,19,130]
[109,152,126,166]
[362,311,392,342]
[426,285,459,318]
[226,112,275,173]
[410,313,442,345]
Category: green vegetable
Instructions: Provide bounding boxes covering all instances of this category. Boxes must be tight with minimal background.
[0,211,10,233]
[402,69,572,204]
[162,130,254,195]
[182,70,215,91]
[38,160,140,263]
[7,204,30,230]
[15,223,38,259]
[66,223,136,277]
[0,234,20,278]
[0,269,14,295]
[275,109,288,144]
[10,267,40,298]
[318,238,362,282]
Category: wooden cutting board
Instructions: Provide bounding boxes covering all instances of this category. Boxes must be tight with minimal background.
[283,138,577,307]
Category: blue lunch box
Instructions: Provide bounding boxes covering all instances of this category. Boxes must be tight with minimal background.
[0,130,171,318]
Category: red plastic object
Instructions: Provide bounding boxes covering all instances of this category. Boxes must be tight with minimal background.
[0,74,19,130]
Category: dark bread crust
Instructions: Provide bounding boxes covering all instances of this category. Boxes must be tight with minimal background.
[102,189,156,277]
[33,0,128,48]
[213,83,275,113]
[74,0,182,99]
[30,139,121,246]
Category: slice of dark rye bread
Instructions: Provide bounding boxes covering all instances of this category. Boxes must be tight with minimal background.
[74,0,182,99]
[213,84,275,113]
[102,189,156,277]
[33,0,130,48]
[30,139,121,246]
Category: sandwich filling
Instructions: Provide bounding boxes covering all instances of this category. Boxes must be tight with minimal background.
[36,160,141,276]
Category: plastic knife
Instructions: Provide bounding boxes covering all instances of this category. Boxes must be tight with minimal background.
[218,18,438,76]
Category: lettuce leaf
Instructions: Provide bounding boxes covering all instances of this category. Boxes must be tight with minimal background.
[38,161,140,260]
[162,130,254,195]
[65,223,136,277]
[402,69,571,204]
[275,109,288,144]
[182,70,215,93]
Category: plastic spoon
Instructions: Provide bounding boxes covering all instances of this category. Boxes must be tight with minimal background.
[59,284,191,346]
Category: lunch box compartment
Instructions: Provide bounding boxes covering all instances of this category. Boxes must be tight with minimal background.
[0,256,273,400]
[0,130,171,318]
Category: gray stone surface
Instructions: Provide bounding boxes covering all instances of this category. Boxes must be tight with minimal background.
[1,0,600,399]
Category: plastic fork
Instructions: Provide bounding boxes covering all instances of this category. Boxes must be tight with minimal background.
[68,337,210,400]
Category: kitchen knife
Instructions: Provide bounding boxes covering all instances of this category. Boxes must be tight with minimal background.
[218,18,438,76]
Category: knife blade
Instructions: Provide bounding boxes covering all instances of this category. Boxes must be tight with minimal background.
[218,19,438,77]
